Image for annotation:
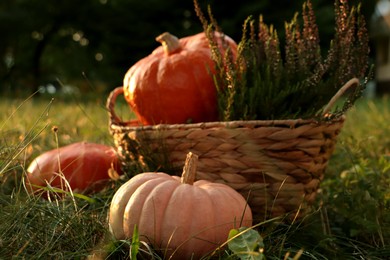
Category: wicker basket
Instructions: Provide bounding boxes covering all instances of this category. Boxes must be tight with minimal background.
[107,78,359,221]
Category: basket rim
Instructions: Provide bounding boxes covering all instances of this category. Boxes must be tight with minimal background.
[109,116,346,132]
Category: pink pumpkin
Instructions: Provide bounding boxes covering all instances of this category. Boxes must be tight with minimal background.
[109,152,252,259]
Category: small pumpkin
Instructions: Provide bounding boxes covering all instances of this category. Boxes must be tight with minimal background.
[25,142,122,194]
[109,152,252,259]
[123,31,237,125]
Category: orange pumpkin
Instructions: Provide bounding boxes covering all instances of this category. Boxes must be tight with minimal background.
[123,31,237,125]
[25,142,122,194]
[109,152,252,259]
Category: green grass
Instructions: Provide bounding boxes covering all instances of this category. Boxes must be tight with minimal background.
[0,94,389,259]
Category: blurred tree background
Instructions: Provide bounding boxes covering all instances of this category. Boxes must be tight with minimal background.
[0,0,376,98]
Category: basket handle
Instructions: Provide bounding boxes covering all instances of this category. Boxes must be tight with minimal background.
[106,86,139,126]
[322,78,360,116]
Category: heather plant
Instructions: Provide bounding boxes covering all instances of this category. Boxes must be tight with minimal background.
[195,0,371,121]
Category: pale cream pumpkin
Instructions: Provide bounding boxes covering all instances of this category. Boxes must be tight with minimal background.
[109,152,252,259]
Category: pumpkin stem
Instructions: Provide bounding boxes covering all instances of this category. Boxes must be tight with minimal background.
[181,152,198,185]
[156,32,181,55]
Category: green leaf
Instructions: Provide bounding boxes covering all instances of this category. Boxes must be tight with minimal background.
[130,224,140,260]
[228,227,265,260]
[32,184,97,204]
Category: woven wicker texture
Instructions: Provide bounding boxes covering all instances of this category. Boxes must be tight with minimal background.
[107,78,357,221]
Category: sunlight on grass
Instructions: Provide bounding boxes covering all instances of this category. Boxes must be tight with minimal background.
[0,192,107,258]
[340,96,390,154]
[0,95,132,157]
[0,94,127,259]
